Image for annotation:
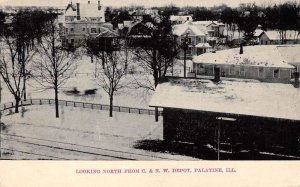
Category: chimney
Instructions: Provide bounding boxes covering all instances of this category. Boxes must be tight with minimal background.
[240,43,243,54]
[98,1,101,10]
[294,72,299,88]
[214,67,221,82]
[76,3,80,20]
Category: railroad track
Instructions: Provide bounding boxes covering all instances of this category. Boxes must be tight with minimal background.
[0,133,176,160]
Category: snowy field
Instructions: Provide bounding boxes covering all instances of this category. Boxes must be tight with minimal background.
[1,54,191,109]
[0,105,198,160]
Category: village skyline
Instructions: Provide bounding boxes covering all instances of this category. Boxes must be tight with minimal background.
[0,0,295,8]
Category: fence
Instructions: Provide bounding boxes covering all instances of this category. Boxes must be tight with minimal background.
[0,99,162,116]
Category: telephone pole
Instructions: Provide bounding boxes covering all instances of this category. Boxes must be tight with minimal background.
[182,33,189,78]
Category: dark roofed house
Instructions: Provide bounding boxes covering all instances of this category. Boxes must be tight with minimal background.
[149,78,300,159]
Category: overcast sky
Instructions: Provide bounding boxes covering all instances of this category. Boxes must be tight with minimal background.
[0,0,292,8]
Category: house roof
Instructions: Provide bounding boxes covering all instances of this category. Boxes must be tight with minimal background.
[170,15,193,22]
[254,29,264,37]
[195,43,211,48]
[149,78,300,121]
[277,45,300,63]
[193,45,295,68]
[173,22,205,36]
[262,30,299,41]
[95,29,118,37]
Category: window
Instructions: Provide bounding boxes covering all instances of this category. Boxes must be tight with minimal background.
[198,37,202,43]
[239,66,245,76]
[65,28,68,33]
[188,38,192,44]
[66,39,69,44]
[82,27,86,32]
[70,28,74,33]
[91,28,97,33]
[273,68,280,78]
[229,65,235,75]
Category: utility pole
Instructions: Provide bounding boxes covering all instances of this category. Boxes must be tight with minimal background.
[182,33,189,78]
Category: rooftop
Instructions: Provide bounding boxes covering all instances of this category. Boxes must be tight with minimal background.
[262,30,299,41]
[173,22,206,36]
[193,45,297,68]
[149,78,300,121]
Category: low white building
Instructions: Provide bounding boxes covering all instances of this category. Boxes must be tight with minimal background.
[259,30,300,45]
[192,45,298,83]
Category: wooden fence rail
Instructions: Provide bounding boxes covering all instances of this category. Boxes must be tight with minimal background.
[0,99,162,116]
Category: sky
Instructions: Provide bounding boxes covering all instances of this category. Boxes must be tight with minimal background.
[0,0,295,8]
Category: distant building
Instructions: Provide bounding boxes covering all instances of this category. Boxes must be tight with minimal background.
[192,45,298,83]
[193,21,225,38]
[258,30,300,45]
[126,21,154,47]
[170,15,193,25]
[149,78,300,157]
[173,22,212,59]
[62,1,113,48]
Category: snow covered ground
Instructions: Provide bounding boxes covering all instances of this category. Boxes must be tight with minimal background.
[0,105,198,160]
[1,54,155,109]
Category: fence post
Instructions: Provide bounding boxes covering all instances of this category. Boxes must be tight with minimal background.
[100,104,102,110]
[74,102,75,107]
[119,106,120,112]
[129,108,130,113]
[138,109,141,114]
[31,99,32,105]
[40,100,42,105]
[155,107,159,122]
[49,100,50,104]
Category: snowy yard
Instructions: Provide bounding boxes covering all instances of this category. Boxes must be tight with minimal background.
[0,105,198,160]
[1,54,155,109]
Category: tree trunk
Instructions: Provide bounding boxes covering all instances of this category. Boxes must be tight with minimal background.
[109,92,113,117]
[15,98,20,113]
[55,86,59,118]
[153,50,159,88]
[23,76,26,101]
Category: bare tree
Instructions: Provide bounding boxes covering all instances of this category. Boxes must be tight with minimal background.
[0,29,36,113]
[32,19,78,118]
[96,49,129,117]
[127,14,178,89]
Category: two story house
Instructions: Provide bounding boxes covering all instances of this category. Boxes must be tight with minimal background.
[63,1,113,48]
[173,22,211,59]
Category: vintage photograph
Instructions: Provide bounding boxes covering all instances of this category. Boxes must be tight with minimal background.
[0,0,299,161]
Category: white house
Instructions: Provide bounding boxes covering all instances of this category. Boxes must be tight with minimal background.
[259,30,300,45]
[63,0,111,47]
[173,21,212,59]
[192,45,298,83]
